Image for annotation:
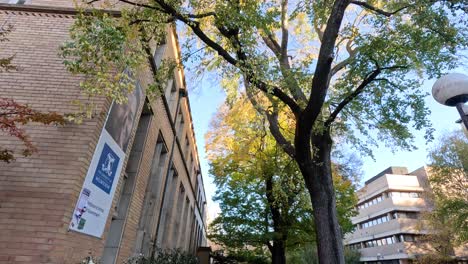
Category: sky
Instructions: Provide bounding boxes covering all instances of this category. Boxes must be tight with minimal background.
[187,69,466,220]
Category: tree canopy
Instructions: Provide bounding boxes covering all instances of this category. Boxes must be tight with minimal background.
[427,130,468,244]
[62,1,468,262]
[64,0,467,152]
[206,99,359,262]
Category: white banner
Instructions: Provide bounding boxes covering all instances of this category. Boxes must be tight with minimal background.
[69,129,125,238]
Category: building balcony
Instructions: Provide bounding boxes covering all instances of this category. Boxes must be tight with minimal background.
[359,242,434,261]
[354,197,427,223]
[359,242,408,261]
[357,174,424,203]
[345,218,425,244]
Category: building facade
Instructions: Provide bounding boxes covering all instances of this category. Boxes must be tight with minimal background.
[344,167,432,263]
[344,166,467,264]
[0,1,207,263]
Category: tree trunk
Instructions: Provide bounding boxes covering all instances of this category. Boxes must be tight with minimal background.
[265,176,287,264]
[296,129,345,264]
[271,241,287,264]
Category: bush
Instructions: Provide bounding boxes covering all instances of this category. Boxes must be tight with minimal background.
[344,248,361,264]
[286,244,361,264]
[211,249,270,264]
[125,249,197,264]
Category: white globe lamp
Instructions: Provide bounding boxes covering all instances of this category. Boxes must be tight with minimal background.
[432,73,468,129]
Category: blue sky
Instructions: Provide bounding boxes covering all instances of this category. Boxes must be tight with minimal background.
[187,70,465,217]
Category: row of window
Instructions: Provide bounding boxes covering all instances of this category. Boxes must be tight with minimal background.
[389,191,421,198]
[154,44,202,201]
[358,195,384,209]
[358,211,419,229]
[347,234,418,250]
[360,214,390,229]
[1,0,27,4]
[357,191,422,210]
[392,211,418,219]
[363,236,396,248]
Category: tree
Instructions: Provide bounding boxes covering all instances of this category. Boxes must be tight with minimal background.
[0,25,64,163]
[415,207,459,264]
[428,130,468,230]
[206,99,358,264]
[415,130,468,261]
[0,98,65,163]
[62,1,468,262]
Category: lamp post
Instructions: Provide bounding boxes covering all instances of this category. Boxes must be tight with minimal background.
[432,73,468,129]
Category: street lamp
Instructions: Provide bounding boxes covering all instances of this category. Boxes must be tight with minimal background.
[432,73,468,129]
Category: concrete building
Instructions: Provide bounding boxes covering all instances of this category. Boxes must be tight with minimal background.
[0,1,207,263]
[344,166,467,263]
[344,167,432,263]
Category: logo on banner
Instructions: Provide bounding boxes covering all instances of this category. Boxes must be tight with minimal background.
[92,143,120,194]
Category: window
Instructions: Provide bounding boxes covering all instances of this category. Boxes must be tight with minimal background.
[357,194,386,209]
[359,214,391,229]
[381,238,387,245]
[165,79,178,118]
[390,191,420,198]
[153,41,167,69]
[185,134,190,159]
[177,110,185,139]
[6,0,26,3]
[362,236,394,248]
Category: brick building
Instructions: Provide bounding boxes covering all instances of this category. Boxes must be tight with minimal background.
[0,1,207,263]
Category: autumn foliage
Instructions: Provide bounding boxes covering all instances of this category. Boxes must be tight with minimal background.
[0,97,65,163]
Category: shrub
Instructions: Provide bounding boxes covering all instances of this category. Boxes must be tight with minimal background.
[125,248,197,264]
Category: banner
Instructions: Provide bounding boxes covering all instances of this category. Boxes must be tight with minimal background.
[69,83,143,238]
[69,129,125,237]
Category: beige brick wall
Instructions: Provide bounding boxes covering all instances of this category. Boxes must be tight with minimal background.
[0,5,207,264]
[0,9,111,263]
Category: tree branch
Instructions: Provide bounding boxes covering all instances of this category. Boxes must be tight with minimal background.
[118,0,165,12]
[313,19,324,42]
[280,0,289,61]
[261,33,307,104]
[305,0,350,122]
[324,68,381,127]
[151,0,239,66]
[324,64,408,127]
[259,1,307,104]
[266,109,296,158]
[186,12,216,19]
[245,83,296,158]
[350,1,410,17]
[214,14,302,114]
[245,80,267,115]
[261,34,281,57]
[244,67,302,115]
[330,45,356,77]
[117,0,302,114]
